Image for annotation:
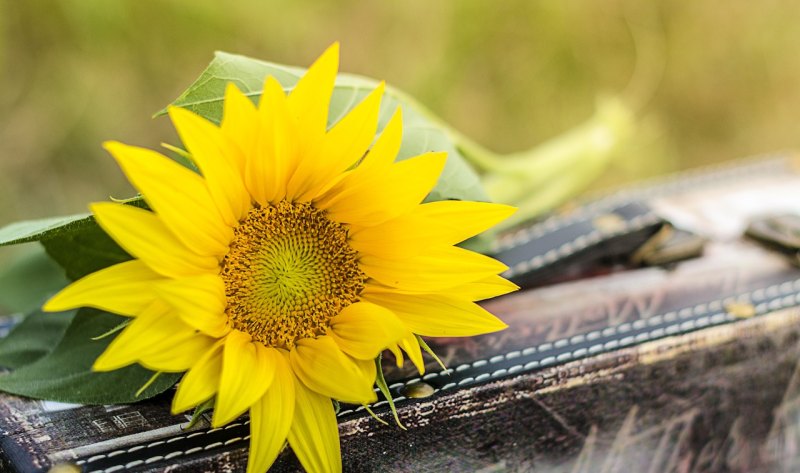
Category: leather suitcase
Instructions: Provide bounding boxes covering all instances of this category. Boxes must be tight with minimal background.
[2,155,800,473]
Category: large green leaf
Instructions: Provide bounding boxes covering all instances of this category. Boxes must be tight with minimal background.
[0,213,93,247]
[0,213,131,282]
[41,221,131,281]
[0,308,179,404]
[160,51,488,204]
[0,247,69,315]
[0,309,75,369]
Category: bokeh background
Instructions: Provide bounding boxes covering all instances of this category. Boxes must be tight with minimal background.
[1,0,799,227]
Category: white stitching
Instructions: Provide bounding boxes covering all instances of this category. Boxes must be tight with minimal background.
[586,330,601,340]
[493,155,789,252]
[84,422,248,464]
[556,352,572,362]
[91,436,252,473]
[502,212,662,277]
[420,278,800,393]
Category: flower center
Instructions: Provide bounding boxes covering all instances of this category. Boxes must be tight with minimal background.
[220,201,366,349]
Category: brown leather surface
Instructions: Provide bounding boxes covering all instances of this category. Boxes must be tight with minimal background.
[268,308,800,472]
[118,306,799,472]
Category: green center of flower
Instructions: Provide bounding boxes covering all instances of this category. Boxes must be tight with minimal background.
[220,201,366,349]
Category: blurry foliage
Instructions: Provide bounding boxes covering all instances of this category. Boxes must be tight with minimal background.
[2,0,800,230]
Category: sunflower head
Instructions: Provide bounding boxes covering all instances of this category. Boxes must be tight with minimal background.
[221,200,367,349]
[44,43,516,473]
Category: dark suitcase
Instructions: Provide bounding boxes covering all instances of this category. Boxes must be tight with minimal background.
[3,155,800,473]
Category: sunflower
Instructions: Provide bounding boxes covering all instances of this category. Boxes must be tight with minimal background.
[43,43,516,473]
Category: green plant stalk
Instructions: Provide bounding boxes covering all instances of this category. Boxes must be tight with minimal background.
[481,97,633,229]
[499,148,612,229]
[481,97,631,189]
[391,85,633,231]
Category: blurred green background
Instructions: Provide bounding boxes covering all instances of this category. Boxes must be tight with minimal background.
[1,0,799,226]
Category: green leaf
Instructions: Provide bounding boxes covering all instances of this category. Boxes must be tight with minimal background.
[0,214,131,281]
[41,222,131,281]
[0,308,180,404]
[0,213,93,247]
[135,371,164,397]
[0,199,144,249]
[0,246,69,314]
[160,51,488,204]
[0,309,75,369]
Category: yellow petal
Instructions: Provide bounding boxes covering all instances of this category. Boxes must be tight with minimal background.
[288,42,339,141]
[93,301,201,371]
[397,332,425,374]
[172,340,224,414]
[354,108,403,176]
[387,343,404,368]
[287,380,341,473]
[364,275,518,302]
[168,106,250,224]
[306,108,403,208]
[91,202,218,278]
[351,201,516,260]
[43,260,161,315]
[289,336,377,404]
[446,275,519,301]
[213,331,278,427]
[362,291,508,337]
[354,355,376,383]
[317,152,446,226]
[139,332,217,373]
[221,82,258,172]
[247,76,297,204]
[103,141,232,256]
[329,302,404,360]
[247,352,295,473]
[156,274,230,337]
[360,245,508,292]
[289,83,385,202]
